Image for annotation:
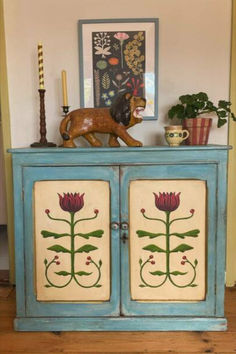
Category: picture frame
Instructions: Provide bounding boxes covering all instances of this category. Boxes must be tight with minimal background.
[78,18,159,120]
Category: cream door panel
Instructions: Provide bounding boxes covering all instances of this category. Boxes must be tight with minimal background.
[130,179,206,302]
[34,180,110,302]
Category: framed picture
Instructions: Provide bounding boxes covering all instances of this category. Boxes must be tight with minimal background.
[78,18,159,120]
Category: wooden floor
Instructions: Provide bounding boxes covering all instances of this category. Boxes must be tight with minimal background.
[0,287,236,353]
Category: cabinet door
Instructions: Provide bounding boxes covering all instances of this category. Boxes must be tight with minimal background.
[120,164,217,316]
[23,166,120,317]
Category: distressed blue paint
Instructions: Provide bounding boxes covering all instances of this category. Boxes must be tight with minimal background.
[14,317,227,332]
[120,164,217,316]
[215,159,228,317]
[23,166,120,317]
[12,158,26,317]
[78,19,159,120]
[9,145,230,331]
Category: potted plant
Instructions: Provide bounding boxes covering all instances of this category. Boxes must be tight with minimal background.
[168,92,236,145]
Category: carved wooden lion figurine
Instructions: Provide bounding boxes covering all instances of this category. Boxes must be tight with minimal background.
[59,92,146,147]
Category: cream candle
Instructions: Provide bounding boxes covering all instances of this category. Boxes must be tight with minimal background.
[61,70,68,106]
[38,42,44,89]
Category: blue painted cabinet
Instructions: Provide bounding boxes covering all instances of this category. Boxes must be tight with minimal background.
[9,146,229,331]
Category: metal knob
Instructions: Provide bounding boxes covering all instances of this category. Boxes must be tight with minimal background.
[121,222,129,230]
[111,222,119,230]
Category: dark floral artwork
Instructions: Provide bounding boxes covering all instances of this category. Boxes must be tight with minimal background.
[41,192,103,289]
[137,192,199,289]
[92,31,145,107]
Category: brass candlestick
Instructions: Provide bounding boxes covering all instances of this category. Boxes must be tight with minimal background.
[31,89,57,147]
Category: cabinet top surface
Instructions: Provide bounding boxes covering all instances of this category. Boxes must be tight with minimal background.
[8,145,231,154]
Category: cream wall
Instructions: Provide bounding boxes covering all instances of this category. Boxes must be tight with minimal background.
[3,0,232,147]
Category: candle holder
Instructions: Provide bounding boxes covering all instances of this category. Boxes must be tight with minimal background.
[31,89,57,147]
[62,105,70,116]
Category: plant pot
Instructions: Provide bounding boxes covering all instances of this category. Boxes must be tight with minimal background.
[182,117,212,145]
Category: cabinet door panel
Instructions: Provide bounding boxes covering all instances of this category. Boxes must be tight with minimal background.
[23,166,120,317]
[121,164,217,316]
[34,180,110,302]
[130,179,206,302]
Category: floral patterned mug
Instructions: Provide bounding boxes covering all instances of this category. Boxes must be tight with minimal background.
[164,125,189,147]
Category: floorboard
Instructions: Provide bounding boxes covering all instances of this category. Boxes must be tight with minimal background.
[0,287,235,353]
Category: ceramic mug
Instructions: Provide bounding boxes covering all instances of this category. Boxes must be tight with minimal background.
[165,125,189,147]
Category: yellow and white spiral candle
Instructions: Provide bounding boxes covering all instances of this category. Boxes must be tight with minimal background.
[38,42,44,89]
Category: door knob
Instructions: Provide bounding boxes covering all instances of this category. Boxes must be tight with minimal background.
[121,222,129,230]
[110,222,119,230]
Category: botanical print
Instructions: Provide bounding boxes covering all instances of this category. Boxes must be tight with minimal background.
[92,30,145,107]
[137,192,199,288]
[42,193,103,289]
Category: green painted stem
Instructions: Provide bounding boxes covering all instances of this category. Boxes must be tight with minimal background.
[139,210,198,288]
[73,259,102,288]
[73,213,98,227]
[169,213,193,226]
[47,213,70,225]
[45,259,73,288]
[140,259,168,288]
[45,210,102,288]
[166,211,170,277]
[168,260,197,288]
[142,212,166,225]
[70,212,75,277]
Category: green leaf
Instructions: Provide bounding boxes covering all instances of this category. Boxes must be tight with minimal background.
[139,284,146,287]
[99,259,102,267]
[170,244,194,253]
[44,285,51,288]
[139,258,142,265]
[170,271,188,276]
[136,230,165,238]
[218,110,227,118]
[143,244,166,253]
[190,284,198,287]
[218,100,231,109]
[217,118,227,128]
[171,229,200,238]
[197,92,208,102]
[95,284,102,287]
[231,112,236,121]
[76,230,104,239]
[55,271,71,276]
[41,230,70,239]
[75,244,98,253]
[150,270,166,276]
[75,271,92,276]
[44,258,48,265]
[47,245,71,253]
[194,259,198,266]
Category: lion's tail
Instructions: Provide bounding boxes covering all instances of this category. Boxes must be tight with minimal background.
[60,114,71,141]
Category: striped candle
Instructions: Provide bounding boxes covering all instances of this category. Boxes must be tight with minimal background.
[38,42,44,89]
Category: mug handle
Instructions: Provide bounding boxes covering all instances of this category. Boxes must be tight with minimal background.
[182,130,189,141]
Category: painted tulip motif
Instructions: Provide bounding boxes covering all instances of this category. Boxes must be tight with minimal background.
[137,192,199,288]
[42,192,103,289]
[58,192,84,213]
[153,192,180,212]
